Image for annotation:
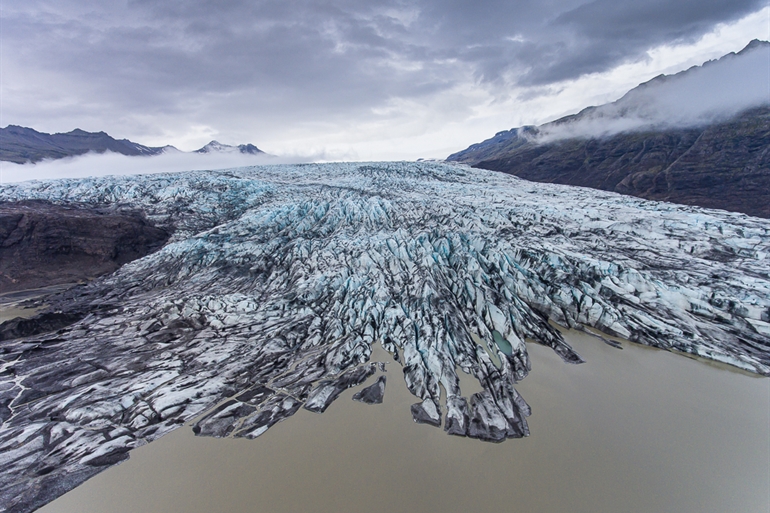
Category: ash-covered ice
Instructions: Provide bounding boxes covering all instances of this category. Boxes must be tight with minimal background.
[1,161,768,512]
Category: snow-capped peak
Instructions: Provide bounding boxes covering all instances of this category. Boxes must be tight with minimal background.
[195,140,264,154]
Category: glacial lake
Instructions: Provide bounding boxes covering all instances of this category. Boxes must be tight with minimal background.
[0,284,79,322]
[40,330,769,513]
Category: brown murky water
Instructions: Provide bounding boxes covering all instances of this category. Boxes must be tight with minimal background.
[0,284,78,322]
[40,331,770,513]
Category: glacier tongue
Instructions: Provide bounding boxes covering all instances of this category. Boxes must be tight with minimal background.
[1,161,769,512]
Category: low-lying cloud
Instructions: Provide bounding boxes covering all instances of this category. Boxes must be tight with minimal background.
[536,41,770,142]
[0,150,311,185]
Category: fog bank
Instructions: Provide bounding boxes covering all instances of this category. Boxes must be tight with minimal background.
[0,151,310,184]
[537,41,770,142]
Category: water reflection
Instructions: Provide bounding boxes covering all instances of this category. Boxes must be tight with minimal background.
[41,331,769,513]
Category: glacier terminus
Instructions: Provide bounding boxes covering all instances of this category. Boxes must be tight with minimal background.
[0,161,768,512]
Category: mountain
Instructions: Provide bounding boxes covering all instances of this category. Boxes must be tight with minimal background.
[194,140,264,155]
[0,126,172,164]
[1,162,768,511]
[448,40,770,218]
[0,127,265,164]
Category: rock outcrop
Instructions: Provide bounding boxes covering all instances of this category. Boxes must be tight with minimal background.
[0,200,171,292]
[0,126,169,164]
[450,107,770,218]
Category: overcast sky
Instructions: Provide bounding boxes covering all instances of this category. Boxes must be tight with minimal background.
[1,0,768,161]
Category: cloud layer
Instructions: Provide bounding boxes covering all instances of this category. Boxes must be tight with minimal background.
[1,0,767,158]
[537,41,770,141]
[0,150,302,184]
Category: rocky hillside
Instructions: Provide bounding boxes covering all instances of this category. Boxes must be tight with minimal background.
[0,200,170,292]
[448,41,770,219]
[453,107,770,218]
[0,126,170,164]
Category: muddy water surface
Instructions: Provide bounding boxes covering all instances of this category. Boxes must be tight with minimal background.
[0,284,78,322]
[40,331,770,513]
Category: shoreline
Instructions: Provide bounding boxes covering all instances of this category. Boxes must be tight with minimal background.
[39,329,770,513]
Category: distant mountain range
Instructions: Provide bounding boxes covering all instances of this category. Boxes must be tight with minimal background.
[448,40,770,219]
[0,126,264,164]
[194,140,263,155]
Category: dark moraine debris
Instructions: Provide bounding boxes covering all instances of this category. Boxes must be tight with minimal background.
[0,311,87,342]
[0,200,170,293]
[352,376,387,404]
[303,364,377,413]
[193,386,275,437]
[467,388,531,442]
[234,394,304,439]
[235,385,274,405]
[468,394,508,442]
[411,398,442,427]
[192,400,258,438]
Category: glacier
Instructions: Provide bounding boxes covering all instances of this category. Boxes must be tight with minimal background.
[0,161,769,512]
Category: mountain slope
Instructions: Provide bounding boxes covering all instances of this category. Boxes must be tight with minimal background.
[194,140,265,154]
[0,126,170,164]
[448,41,770,218]
[467,107,770,218]
[0,127,266,164]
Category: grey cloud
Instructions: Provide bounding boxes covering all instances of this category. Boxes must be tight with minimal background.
[1,0,766,143]
[530,0,766,83]
[537,42,770,141]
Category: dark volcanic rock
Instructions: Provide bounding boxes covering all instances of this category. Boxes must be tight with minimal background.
[0,200,170,292]
[0,126,168,164]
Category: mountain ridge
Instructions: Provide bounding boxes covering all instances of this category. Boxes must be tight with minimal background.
[194,140,264,155]
[0,126,264,164]
[447,40,770,218]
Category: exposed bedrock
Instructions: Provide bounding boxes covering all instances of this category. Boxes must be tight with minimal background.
[0,162,768,512]
[447,102,770,218]
[0,200,170,293]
